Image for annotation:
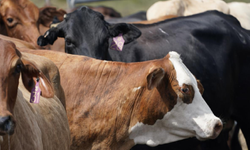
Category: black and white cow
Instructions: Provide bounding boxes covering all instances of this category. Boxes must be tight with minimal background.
[38,7,250,150]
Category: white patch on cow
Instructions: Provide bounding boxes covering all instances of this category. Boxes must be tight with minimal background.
[129,51,222,146]
[64,14,67,19]
[172,121,178,126]
[158,28,169,35]
[133,86,141,92]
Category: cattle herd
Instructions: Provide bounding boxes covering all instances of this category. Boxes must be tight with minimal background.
[0,0,249,150]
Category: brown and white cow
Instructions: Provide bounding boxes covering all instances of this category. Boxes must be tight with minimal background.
[0,39,70,150]
[22,49,223,150]
[0,0,66,51]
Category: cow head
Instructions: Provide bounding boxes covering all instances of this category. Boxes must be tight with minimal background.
[0,38,54,136]
[37,6,141,58]
[129,52,222,146]
[0,0,66,48]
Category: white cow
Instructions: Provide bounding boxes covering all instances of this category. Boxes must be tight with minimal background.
[228,2,250,30]
[147,0,229,20]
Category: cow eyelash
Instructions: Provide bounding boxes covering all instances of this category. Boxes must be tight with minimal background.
[65,38,74,46]
[6,17,17,28]
[6,18,13,23]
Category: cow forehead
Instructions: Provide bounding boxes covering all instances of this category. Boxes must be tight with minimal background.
[168,52,197,87]
[1,0,38,19]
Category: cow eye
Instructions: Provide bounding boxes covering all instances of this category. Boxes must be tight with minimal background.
[15,64,23,74]
[7,18,13,23]
[181,87,189,93]
[65,38,72,46]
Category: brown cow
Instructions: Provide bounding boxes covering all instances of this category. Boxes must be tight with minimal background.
[0,39,70,150]
[0,0,65,51]
[0,34,65,106]
[22,49,223,150]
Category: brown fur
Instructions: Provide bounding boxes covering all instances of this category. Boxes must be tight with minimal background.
[21,49,203,150]
[0,39,70,150]
[0,34,36,49]
[0,0,65,51]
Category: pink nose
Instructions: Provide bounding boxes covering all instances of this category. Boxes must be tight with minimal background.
[211,120,223,139]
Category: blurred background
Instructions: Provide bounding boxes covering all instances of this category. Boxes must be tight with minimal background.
[30,0,249,16]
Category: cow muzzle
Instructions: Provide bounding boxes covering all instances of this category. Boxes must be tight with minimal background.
[0,116,15,135]
[194,114,223,140]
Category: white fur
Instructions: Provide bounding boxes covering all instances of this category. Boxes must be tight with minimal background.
[129,51,221,146]
[133,86,141,92]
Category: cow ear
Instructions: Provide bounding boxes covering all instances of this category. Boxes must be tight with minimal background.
[39,6,66,27]
[197,80,204,95]
[147,68,165,90]
[21,59,54,98]
[109,23,141,44]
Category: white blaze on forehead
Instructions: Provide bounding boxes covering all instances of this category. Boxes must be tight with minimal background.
[168,51,196,86]
[129,51,221,146]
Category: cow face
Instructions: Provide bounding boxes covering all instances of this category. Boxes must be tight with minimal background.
[0,0,41,47]
[0,39,54,136]
[37,6,141,58]
[0,0,66,48]
[129,52,222,146]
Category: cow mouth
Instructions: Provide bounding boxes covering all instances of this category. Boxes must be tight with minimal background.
[195,129,220,141]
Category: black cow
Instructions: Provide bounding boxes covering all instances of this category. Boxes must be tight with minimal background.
[38,7,250,150]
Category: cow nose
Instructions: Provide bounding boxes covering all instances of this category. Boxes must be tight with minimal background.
[211,119,223,139]
[0,116,13,133]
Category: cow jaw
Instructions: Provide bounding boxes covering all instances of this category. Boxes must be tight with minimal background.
[129,51,222,147]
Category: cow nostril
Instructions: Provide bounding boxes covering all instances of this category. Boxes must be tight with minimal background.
[214,120,223,135]
[0,116,12,132]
